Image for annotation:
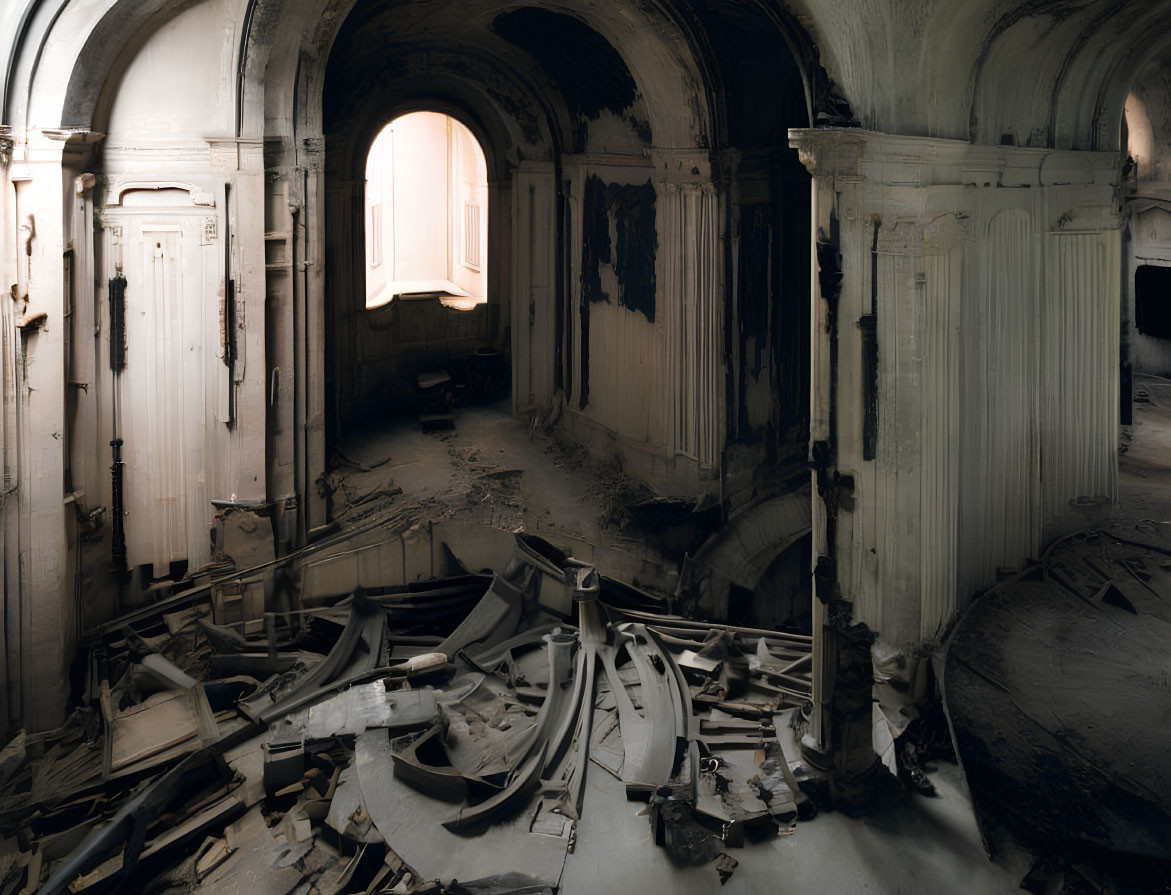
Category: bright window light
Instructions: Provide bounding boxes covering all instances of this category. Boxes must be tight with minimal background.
[364,112,489,310]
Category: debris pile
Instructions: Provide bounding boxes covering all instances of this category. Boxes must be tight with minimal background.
[0,530,819,894]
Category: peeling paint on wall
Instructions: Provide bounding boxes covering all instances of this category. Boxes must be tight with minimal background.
[580,175,657,321]
[579,174,657,410]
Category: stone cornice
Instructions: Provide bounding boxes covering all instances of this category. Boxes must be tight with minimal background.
[788,128,1120,189]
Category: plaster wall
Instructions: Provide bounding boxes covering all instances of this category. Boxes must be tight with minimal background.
[103,1,235,141]
[558,151,723,496]
[365,126,388,304]
[0,138,18,729]
[1126,70,1171,190]
[784,0,1171,153]
[90,0,262,574]
[510,161,557,414]
[383,113,449,284]
[0,133,75,730]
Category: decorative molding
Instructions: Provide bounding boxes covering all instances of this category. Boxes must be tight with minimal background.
[650,148,712,183]
[40,128,104,145]
[106,181,215,208]
[208,137,265,173]
[789,127,1120,189]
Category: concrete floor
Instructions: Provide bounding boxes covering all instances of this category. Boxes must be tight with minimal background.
[339,401,1025,894]
[563,761,1021,895]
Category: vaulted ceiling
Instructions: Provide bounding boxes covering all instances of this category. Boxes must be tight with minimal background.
[3,0,1169,152]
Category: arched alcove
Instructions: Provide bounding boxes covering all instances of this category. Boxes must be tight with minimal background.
[312,1,718,473]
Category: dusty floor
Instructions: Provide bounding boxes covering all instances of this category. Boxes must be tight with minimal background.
[565,759,1020,895]
[340,402,1023,894]
[1120,373,1171,522]
[341,402,609,542]
[337,402,682,590]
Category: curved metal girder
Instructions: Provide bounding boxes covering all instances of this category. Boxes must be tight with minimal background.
[600,624,678,795]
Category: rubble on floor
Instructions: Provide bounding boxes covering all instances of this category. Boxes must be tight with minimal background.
[0,527,820,895]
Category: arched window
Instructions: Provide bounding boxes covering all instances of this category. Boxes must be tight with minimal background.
[365,112,489,310]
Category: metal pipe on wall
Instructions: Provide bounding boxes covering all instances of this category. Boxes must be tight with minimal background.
[299,166,311,544]
[224,183,237,429]
[108,266,127,576]
[290,192,306,548]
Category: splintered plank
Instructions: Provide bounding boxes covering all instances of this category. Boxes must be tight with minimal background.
[108,690,200,771]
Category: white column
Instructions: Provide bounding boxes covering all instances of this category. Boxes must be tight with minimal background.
[510,162,556,413]
[658,156,722,470]
[9,132,71,729]
[791,128,1122,651]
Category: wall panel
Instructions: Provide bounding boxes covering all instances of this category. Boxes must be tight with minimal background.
[919,248,961,638]
[1041,232,1119,534]
[957,208,1042,600]
[664,183,720,467]
[511,163,556,412]
[105,206,220,574]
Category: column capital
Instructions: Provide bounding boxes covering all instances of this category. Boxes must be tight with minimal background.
[788,127,866,178]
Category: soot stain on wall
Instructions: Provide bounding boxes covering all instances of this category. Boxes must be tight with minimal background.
[493,8,650,152]
[732,165,811,457]
[578,174,658,409]
[582,175,611,308]
[581,175,657,319]
[737,204,771,441]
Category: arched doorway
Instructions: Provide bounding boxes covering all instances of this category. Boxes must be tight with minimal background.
[346,110,502,423]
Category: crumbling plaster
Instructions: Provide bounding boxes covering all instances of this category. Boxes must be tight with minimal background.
[306,0,784,499]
